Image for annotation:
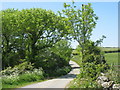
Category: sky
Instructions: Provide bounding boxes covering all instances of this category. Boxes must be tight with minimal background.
[1,1,118,48]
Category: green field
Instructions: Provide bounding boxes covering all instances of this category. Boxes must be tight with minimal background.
[72,52,119,66]
[105,53,119,65]
[72,47,119,66]
[100,47,119,51]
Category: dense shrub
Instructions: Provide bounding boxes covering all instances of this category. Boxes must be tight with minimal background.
[82,41,106,64]
[34,40,72,73]
[45,66,71,77]
[69,76,101,88]
[106,64,120,84]
[1,62,34,76]
[18,68,44,82]
[2,67,44,85]
[79,62,109,80]
[51,40,72,64]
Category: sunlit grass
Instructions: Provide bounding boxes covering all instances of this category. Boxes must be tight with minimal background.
[105,53,120,84]
[105,53,118,65]
[2,79,46,88]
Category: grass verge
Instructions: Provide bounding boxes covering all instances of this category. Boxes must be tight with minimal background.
[2,65,71,88]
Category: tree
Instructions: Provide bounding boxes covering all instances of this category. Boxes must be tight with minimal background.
[16,8,70,63]
[2,8,71,68]
[60,2,98,61]
[2,9,20,68]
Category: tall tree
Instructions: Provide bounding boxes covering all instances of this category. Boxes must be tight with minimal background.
[16,8,70,63]
[2,8,71,68]
[60,2,98,61]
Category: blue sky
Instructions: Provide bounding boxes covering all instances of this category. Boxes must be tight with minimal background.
[1,2,118,48]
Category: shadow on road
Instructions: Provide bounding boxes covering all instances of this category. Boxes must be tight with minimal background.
[59,74,77,79]
[72,67,80,69]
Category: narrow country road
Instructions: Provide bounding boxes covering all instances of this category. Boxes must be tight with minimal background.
[19,61,80,88]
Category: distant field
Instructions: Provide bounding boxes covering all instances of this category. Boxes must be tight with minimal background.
[73,47,119,53]
[72,52,119,66]
[105,52,119,65]
[101,47,119,52]
[72,48,119,66]
[101,47,119,66]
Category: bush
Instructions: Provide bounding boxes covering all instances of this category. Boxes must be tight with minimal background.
[35,49,65,70]
[69,41,109,88]
[106,64,120,84]
[79,41,109,79]
[52,40,72,63]
[69,75,101,88]
[34,40,72,73]
[2,74,19,85]
[1,61,34,76]
[79,62,108,80]
[18,68,44,82]
[44,65,71,77]
[2,65,44,85]
[54,66,71,76]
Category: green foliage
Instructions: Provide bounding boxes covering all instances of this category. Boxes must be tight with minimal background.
[70,52,103,88]
[55,66,71,76]
[45,66,71,77]
[1,62,44,86]
[2,9,21,68]
[1,62,34,76]
[2,8,71,69]
[60,2,109,88]
[2,7,72,88]
[76,41,109,87]
[2,66,44,85]
[32,40,72,70]
[18,68,44,82]
[106,64,120,84]
[69,76,101,88]
[60,2,98,60]
[51,40,72,64]
[80,62,109,80]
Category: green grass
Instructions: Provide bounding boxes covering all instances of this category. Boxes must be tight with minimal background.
[2,79,47,88]
[105,52,120,84]
[2,71,45,88]
[105,52,119,65]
